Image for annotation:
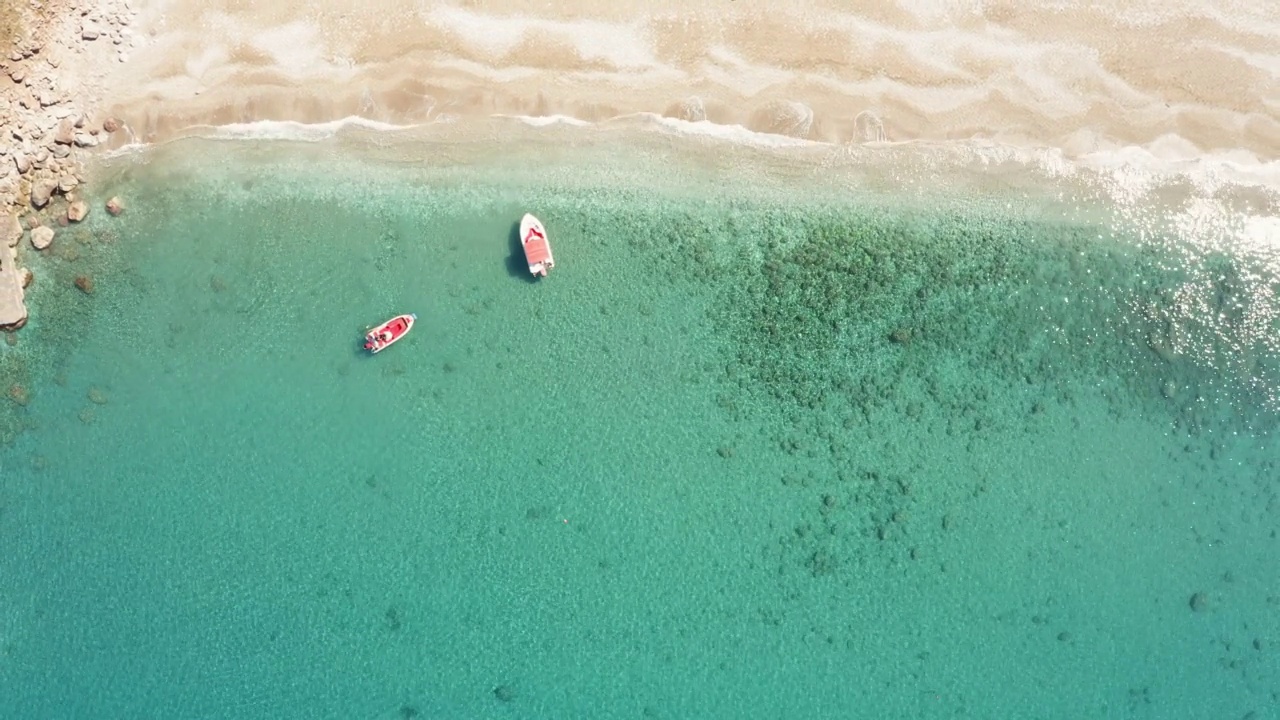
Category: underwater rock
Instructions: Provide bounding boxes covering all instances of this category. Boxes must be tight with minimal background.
[493,685,516,702]
[102,117,121,133]
[73,274,93,294]
[87,387,108,404]
[8,384,29,406]
[105,196,123,215]
[1189,592,1209,612]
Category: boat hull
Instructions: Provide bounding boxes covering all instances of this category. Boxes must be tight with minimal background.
[365,313,416,354]
[520,213,554,277]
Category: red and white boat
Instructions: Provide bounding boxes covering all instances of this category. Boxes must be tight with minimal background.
[520,213,555,277]
[364,313,416,354]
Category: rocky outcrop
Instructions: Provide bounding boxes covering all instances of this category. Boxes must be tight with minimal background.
[0,0,138,332]
[0,213,28,330]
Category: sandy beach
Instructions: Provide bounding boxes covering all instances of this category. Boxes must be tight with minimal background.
[2,0,1278,328]
[107,1,1280,156]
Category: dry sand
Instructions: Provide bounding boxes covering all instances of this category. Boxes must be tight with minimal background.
[86,0,1279,163]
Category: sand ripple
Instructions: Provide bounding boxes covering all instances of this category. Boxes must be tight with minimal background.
[97,0,1278,166]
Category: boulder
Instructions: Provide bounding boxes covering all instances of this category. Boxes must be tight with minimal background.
[102,117,121,133]
[105,196,123,215]
[0,218,27,330]
[67,200,88,222]
[53,119,74,145]
[31,226,54,250]
[30,179,57,208]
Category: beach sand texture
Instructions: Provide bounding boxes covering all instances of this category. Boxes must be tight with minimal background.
[94,0,1278,162]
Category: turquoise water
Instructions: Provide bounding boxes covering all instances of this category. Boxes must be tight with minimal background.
[2,128,1278,719]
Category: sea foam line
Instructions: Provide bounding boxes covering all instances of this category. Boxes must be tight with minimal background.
[94,111,1280,201]
[200,116,418,141]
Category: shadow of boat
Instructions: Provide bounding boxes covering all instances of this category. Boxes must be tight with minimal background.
[505,220,540,284]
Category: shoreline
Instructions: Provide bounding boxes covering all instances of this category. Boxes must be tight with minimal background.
[97,2,1280,158]
[4,0,1280,333]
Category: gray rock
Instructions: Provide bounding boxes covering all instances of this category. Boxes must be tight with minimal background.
[30,179,57,208]
[30,225,54,250]
[54,119,74,144]
[0,216,28,330]
[3,214,19,248]
[82,26,101,41]
[58,175,78,192]
[13,153,31,174]
[73,132,98,148]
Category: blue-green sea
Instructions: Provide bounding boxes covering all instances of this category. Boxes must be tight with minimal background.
[2,123,1278,719]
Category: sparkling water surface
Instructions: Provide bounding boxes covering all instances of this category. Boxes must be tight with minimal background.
[1,128,1277,719]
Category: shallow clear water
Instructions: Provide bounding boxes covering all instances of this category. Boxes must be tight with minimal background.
[1,129,1277,719]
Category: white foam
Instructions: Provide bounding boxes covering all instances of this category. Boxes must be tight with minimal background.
[198,116,418,142]
[95,110,1280,198]
[629,113,819,149]
[500,114,593,128]
[101,141,152,160]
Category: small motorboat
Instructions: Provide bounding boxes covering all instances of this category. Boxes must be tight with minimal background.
[520,213,554,278]
[364,313,416,354]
